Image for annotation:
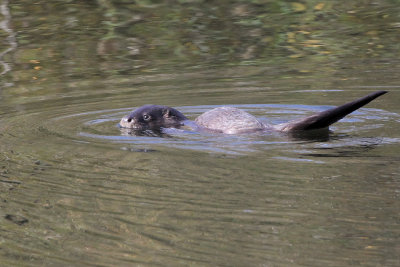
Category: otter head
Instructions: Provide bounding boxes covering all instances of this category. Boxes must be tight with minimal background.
[119,105,187,130]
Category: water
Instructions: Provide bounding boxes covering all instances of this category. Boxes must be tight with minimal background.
[1,1,400,266]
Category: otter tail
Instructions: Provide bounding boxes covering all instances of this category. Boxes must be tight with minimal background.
[276,90,388,132]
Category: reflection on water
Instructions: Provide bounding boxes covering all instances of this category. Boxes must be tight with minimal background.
[0,0,16,76]
[1,0,400,266]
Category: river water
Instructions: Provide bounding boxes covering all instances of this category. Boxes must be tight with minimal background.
[1,1,400,266]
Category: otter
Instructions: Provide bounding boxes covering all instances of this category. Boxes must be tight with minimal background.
[119,91,387,134]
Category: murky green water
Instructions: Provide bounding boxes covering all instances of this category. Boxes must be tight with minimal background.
[1,1,400,266]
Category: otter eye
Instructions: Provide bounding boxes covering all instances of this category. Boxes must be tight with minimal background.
[143,114,151,121]
[127,118,132,123]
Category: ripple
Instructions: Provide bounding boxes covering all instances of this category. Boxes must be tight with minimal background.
[30,104,398,156]
[1,100,399,267]
[2,101,397,157]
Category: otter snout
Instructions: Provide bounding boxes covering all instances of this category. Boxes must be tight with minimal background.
[119,116,137,128]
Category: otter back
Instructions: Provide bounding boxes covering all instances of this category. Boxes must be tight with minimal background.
[195,107,266,134]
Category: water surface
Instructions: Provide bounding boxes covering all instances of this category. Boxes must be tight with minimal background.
[1,1,400,266]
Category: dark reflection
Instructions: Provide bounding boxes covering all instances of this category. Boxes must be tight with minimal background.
[120,121,332,142]
[119,126,169,137]
[287,128,331,142]
[5,214,29,226]
[303,136,385,158]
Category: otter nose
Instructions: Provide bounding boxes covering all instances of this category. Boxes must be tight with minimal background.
[123,116,135,123]
[120,116,136,128]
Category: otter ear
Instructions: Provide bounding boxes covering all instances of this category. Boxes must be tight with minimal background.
[163,108,172,118]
